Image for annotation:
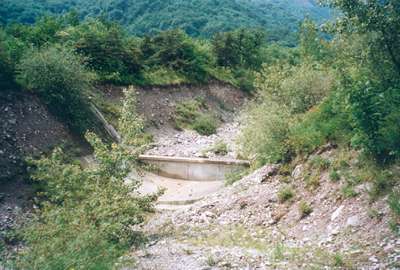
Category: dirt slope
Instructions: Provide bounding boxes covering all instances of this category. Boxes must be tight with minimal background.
[0,91,77,182]
[99,82,247,133]
[132,147,399,270]
[0,90,80,255]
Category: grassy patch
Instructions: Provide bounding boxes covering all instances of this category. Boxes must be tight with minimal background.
[341,184,358,198]
[205,255,218,266]
[192,114,217,135]
[298,200,313,218]
[309,156,331,171]
[329,169,341,182]
[225,168,250,186]
[389,190,400,233]
[174,99,218,135]
[304,173,320,190]
[204,140,228,156]
[143,67,187,85]
[183,225,355,269]
[277,185,295,203]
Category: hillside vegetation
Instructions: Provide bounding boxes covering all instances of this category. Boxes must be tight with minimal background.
[0,0,399,269]
[0,0,331,45]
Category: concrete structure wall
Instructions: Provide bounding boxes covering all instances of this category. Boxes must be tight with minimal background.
[139,155,250,181]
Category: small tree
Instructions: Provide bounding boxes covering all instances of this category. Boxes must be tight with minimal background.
[17,45,95,134]
[17,133,156,270]
[212,28,265,69]
[118,86,145,147]
[140,30,210,82]
[67,19,142,84]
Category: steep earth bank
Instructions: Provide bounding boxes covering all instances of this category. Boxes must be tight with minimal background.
[99,82,247,159]
[0,90,82,244]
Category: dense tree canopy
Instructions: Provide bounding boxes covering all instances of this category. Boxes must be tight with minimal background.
[0,0,331,46]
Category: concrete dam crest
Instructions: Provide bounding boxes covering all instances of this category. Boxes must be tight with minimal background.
[134,155,250,210]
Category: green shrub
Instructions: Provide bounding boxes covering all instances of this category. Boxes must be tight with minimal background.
[212,29,265,70]
[17,133,156,270]
[174,100,218,136]
[333,253,345,267]
[329,169,341,182]
[118,86,148,147]
[207,140,228,155]
[304,173,320,190]
[174,100,203,129]
[299,200,313,218]
[0,36,15,90]
[239,100,291,166]
[341,184,358,198]
[277,185,295,203]
[288,97,353,155]
[66,19,143,84]
[309,156,331,170]
[255,63,334,114]
[141,30,210,82]
[344,71,400,163]
[143,67,187,85]
[192,114,217,136]
[369,169,396,199]
[389,190,400,232]
[17,45,96,134]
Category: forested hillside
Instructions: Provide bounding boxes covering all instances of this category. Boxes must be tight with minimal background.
[0,0,399,269]
[0,0,331,45]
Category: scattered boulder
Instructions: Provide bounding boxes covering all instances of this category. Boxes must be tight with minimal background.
[331,205,344,221]
[259,164,280,183]
[346,215,361,227]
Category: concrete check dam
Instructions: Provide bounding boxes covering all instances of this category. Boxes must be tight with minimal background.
[134,155,250,209]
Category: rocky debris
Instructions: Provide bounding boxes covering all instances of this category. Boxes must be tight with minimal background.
[331,205,344,221]
[133,148,400,270]
[145,121,241,160]
[291,164,303,179]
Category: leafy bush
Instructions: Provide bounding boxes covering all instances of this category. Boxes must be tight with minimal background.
[141,30,210,82]
[369,169,396,199]
[0,43,14,90]
[288,97,353,155]
[8,16,64,48]
[0,28,23,91]
[277,185,294,203]
[17,45,95,134]
[212,29,265,69]
[118,86,146,147]
[240,61,339,166]
[17,133,156,270]
[345,74,400,163]
[239,100,291,166]
[192,114,217,136]
[304,173,320,190]
[341,184,358,198]
[388,190,400,232]
[255,62,334,114]
[66,19,143,84]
